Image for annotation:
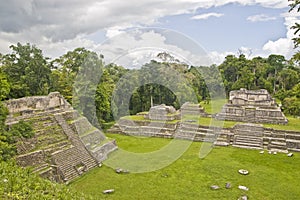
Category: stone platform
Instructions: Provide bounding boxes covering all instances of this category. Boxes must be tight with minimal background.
[216,88,288,124]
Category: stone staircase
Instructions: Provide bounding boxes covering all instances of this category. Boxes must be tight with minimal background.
[53,113,99,181]
[286,132,300,152]
[56,111,117,164]
[5,92,119,183]
[176,123,229,144]
[233,135,263,150]
[268,138,287,153]
[51,146,98,182]
[9,105,116,183]
[232,123,264,150]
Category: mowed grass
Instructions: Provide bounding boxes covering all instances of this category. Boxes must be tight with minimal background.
[70,134,300,200]
[200,99,227,114]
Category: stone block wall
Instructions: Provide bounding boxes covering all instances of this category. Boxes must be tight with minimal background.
[216,104,288,124]
[17,150,46,167]
[5,92,70,114]
[109,120,300,152]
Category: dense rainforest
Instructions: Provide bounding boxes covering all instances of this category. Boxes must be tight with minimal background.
[1,44,300,122]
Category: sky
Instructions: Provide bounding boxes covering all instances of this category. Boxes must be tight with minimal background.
[0,0,299,67]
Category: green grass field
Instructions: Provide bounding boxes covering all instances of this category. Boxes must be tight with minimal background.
[70,134,300,199]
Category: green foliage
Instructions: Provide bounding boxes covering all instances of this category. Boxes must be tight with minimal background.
[0,42,299,122]
[0,161,93,199]
[1,43,51,98]
[96,64,128,123]
[73,51,104,127]
[282,97,300,117]
[9,120,34,139]
[50,48,94,103]
[0,102,34,161]
[289,0,300,63]
[0,70,10,101]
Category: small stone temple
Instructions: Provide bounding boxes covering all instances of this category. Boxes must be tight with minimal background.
[5,92,117,183]
[145,104,179,121]
[215,88,288,124]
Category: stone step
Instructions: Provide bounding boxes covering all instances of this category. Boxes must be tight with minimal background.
[178,130,207,136]
[286,134,300,140]
[32,163,50,173]
[232,144,263,150]
[7,109,67,124]
[235,138,262,144]
[270,141,286,146]
[233,141,263,148]
[287,148,300,152]
[270,138,286,142]
[235,137,263,144]
[214,141,229,146]
[179,127,215,133]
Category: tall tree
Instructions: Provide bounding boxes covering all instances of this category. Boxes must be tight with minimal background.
[50,48,95,103]
[289,0,300,64]
[73,51,104,126]
[2,43,51,98]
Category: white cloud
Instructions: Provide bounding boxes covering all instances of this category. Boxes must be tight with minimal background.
[191,13,224,20]
[247,14,276,22]
[262,10,300,59]
[97,29,213,68]
[208,51,235,65]
[0,0,294,62]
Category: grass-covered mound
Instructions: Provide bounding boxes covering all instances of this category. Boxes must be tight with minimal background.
[70,134,300,199]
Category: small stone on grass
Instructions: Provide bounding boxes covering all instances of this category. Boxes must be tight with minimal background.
[238,195,248,200]
[238,185,249,191]
[225,182,231,189]
[103,189,114,194]
[210,185,220,190]
[238,169,249,175]
[287,153,293,157]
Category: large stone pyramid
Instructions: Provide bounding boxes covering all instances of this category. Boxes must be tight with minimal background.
[5,92,117,183]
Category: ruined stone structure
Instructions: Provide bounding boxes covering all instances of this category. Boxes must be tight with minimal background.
[108,101,300,153]
[5,92,117,183]
[145,104,180,121]
[109,120,300,153]
[216,88,288,124]
[180,102,208,117]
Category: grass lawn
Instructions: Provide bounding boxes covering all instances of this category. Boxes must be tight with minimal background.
[200,99,227,114]
[264,116,300,131]
[70,134,300,199]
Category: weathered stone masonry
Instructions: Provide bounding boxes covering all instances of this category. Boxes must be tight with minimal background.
[216,88,288,124]
[5,92,117,183]
[109,120,300,153]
